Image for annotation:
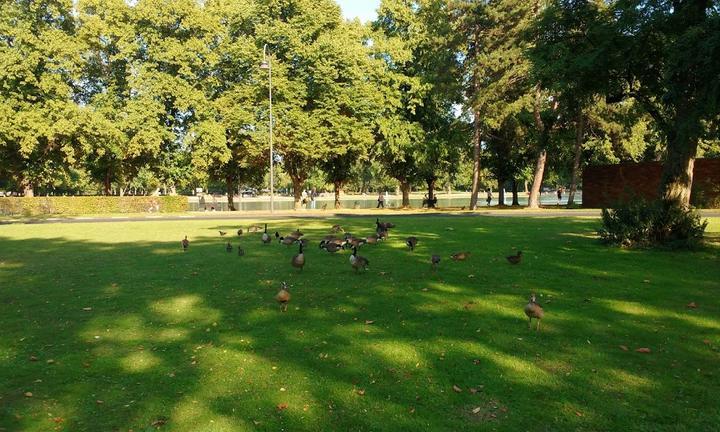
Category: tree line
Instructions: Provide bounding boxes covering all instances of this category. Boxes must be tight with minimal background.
[1,0,718,210]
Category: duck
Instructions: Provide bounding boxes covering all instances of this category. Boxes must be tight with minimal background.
[406,236,418,251]
[181,236,189,252]
[226,242,233,253]
[524,293,544,331]
[450,251,471,261]
[261,224,271,244]
[237,245,245,256]
[506,251,522,265]
[219,230,228,236]
[431,255,441,271]
[237,229,243,236]
[276,282,291,312]
[350,246,369,273]
[291,242,305,271]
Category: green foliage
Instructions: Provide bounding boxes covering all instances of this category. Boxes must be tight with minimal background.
[0,196,187,216]
[599,200,708,249]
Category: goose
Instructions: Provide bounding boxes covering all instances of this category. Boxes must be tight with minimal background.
[276,282,291,312]
[506,251,522,265]
[331,224,344,233]
[219,231,228,236]
[291,242,305,271]
[237,229,243,236]
[365,234,380,244]
[247,225,263,233]
[181,236,189,251]
[237,245,245,256]
[226,242,233,253]
[350,247,369,273]
[289,229,304,239]
[406,236,418,251]
[450,252,471,261]
[431,255,441,271]
[321,241,343,254]
[261,224,271,244]
[524,293,544,331]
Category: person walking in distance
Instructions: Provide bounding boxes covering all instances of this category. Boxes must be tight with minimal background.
[486,189,493,206]
[557,187,563,206]
[377,191,385,209]
[310,187,317,210]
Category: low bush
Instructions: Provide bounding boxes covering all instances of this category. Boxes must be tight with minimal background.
[0,196,187,216]
[599,199,708,249]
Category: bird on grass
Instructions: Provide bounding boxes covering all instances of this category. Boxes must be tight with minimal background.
[289,228,304,238]
[279,236,297,247]
[524,293,544,331]
[276,282,291,312]
[320,240,343,254]
[431,255,441,271]
[262,224,271,244]
[237,245,245,256]
[219,231,228,236]
[376,218,395,230]
[237,229,243,236]
[291,242,305,271]
[350,246,369,273]
[506,251,522,265]
[331,224,344,233]
[406,236,418,251]
[450,252,471,261]
[226,242,233,253]
[247,225,263,233]
[365,234,380,245]
[181,236,189,252]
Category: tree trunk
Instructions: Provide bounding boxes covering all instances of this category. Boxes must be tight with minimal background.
[660,130,698,207]
[400,181,411,208]
[292,177,304,210]
[469,112,482,210]
[226,176,236,211]
[527,150,547,209]
[427,177,437,208]
[567,113,585,207]
[334,181,342,209]
[497,180,506,206]
[511,179,520,206]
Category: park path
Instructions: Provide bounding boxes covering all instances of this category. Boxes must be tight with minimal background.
[2,208,718,225]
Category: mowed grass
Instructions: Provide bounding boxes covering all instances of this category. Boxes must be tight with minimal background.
[0,216,718,432]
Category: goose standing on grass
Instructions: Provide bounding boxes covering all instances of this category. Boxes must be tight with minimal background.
[365,234,380,245]
[181,236,189,252]
[262,224,271,244]
[237,245,245,256]
[226,242,233,253]
[450,251,471,261]
[237,229,244,236]
[276,282,291,312]
[524,293,544,331]
[320,241,343,254]
[507,251,523,265]
[350,246,369,273]
[290,228,304,239]
[219,230,228,236]
[431,255,441,271]
[406,236,418,251]
[291,242,305,271]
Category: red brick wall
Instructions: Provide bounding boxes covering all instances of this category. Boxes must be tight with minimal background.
[582,159,720,208]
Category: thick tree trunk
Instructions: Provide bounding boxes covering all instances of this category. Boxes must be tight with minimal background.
[660,130,698,207]
[400,181,411,208]
[511,179,520,206]
[497,180,506,206]
[292,177,304,210]
[226,176,236,211]
[427,177,437,208]
[527,150,547,209]
[334,181,342,209]
[567,113,585,207]
[469,113,482,210]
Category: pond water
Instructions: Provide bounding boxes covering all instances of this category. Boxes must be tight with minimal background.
[188,192,582,212]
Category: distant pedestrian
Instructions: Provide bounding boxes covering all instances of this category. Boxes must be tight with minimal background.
[310,188,317,210]
[557,187,563,205]
[301,189,308,208]
[377,191,385,209]
[486,189,493,206]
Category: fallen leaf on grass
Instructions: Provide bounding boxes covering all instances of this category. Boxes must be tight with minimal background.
[703,339,711,345]
[356,389,365,396]
[365,320,374,325]
[469,388,478,394]
[24,392,32,397]
[635,347,652,353]
[29,356,38,362]
[452,385,463,393]
[96,400,104,404]
[575,411,583,417]
[82,307,92,311]
[52,417,64,424]
[619,345,629,351]
[151,417,167,427]
[686,302,698,309]
[277,403,289,411]
[46,359,55,365]
[472,407,482,414]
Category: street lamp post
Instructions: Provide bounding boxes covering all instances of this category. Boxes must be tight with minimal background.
[260,44,274,214]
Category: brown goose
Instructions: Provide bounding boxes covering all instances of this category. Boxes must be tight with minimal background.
[226,242,233,253]
[291,243,305,271]
[506,251,522,265]
[431,255,441,271]
[331,224,344,233]
[524,293,544,331]
[450,252,471,261]
[290,229,304,239]
[365,234,380,244]
[279,236,297,247]
[181,236,189,251]
[350,247,369,273]
[219,231,228,236]
[320,241,343,254]
[262,224,272,244]
[406,236,418,251]
[276,282,291,312]
[247,225,263,233]
[237,229,244,236]
[237,245,245,256]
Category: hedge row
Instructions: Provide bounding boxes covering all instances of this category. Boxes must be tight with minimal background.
[0,196,188,216]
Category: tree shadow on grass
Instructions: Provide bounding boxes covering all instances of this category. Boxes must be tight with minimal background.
[0,216,718,431]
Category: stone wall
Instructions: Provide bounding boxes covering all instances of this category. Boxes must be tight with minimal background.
[582,159,720,208]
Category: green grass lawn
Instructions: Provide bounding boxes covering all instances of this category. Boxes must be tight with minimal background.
[1,216,718,431]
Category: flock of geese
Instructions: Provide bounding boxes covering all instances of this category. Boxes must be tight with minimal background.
[180,218,545,330]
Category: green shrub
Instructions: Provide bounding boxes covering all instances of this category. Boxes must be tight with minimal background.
[599,199,708,249]
[0,196,188,216]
